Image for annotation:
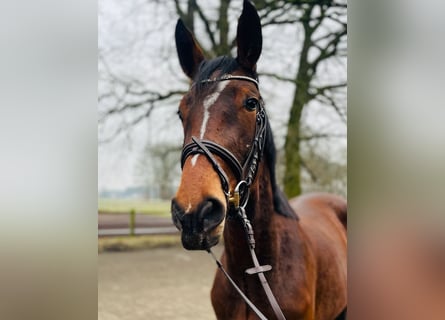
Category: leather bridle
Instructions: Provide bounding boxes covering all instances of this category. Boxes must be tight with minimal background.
[180,74,287,320]
[181,74,267,211]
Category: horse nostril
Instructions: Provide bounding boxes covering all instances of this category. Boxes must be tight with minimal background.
[200,198,225,232]
[199,201,213,218]
[171,199,184,230]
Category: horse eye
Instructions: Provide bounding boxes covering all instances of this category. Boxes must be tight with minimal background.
[177,109,183,121]
[244,98,259,111]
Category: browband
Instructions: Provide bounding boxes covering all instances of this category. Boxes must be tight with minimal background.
[192,74,259,88]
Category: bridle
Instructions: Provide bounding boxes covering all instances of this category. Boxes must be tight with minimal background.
[180,74,287,320]
[181,74,267,211]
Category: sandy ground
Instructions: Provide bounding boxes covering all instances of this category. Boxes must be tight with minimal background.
[98,245,224,320]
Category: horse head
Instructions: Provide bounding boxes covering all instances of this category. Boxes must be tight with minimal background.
[171,0,264,250]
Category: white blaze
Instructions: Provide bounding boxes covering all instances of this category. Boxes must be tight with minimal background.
[191,80,229,167]
[199,81,229,139]
[190,154,199,166]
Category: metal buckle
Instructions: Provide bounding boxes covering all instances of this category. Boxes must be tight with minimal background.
[228,191,240,209]
[228,180,249,209]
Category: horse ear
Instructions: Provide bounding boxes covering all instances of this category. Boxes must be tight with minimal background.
[236,0,262,71]
[175,19,205,79]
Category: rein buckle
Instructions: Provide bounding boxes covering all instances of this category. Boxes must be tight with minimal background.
[245,264,272,275]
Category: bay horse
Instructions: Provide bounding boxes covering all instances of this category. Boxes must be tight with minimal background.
[171,1,347,319]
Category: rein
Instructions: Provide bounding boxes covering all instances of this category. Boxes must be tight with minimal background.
[207,202,287,320]
[180,74,286,320]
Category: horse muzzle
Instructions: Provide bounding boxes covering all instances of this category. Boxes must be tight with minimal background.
[171,197,226,250]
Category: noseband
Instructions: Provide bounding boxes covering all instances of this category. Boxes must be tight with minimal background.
[180,74,268,212]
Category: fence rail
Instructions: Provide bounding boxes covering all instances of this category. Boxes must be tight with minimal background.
[98,211,177,237]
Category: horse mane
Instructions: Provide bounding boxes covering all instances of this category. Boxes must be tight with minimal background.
[194,56,257,90]
[263,118,299,220]
[195,56,297,219]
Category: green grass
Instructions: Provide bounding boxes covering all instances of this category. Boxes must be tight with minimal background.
[98,198,170,217]
[98,234,181,253]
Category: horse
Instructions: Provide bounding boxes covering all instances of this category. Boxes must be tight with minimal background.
[170,1,347,319]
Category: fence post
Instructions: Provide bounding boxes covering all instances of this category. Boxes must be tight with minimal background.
[129,209,136,236]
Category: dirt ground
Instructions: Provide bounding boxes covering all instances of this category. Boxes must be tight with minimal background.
[98,245,224,320]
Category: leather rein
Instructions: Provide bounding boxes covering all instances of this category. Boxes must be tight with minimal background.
[180,74,287,320]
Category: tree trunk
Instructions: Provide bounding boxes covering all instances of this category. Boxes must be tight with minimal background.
[185,0,196,31]
[217,0,230,56]
[284,90,303,197]
[283,6,314,198]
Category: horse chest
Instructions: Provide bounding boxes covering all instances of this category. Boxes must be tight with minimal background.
[211,267,313,320]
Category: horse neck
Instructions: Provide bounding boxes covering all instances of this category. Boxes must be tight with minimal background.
[223,162,277,273]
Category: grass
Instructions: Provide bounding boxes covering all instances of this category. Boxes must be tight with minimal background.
[98,234,181,253]
[98,198,170,217]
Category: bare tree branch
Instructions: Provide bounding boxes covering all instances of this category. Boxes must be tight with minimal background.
[258,72,296,83]
[311,27,347,72]
[300,133,346,141]
[300,157,318,182]
[310,82,347,95]
[195,3,217,55]
[314,93,347,123]
[99,104,155,144]
[99,89,184,122]
[173,0,185,20]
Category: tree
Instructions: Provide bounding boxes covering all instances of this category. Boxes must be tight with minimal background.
[254,0,347,197]
[135,142,181,199]
[99,0,346,196]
